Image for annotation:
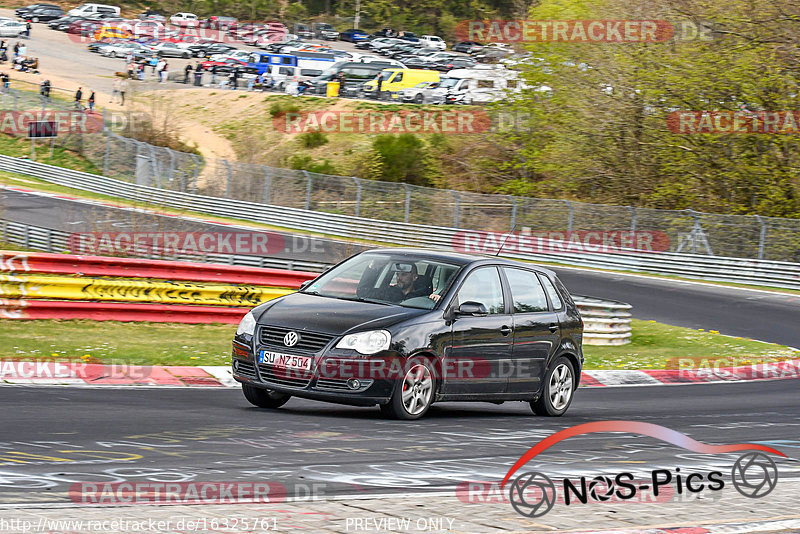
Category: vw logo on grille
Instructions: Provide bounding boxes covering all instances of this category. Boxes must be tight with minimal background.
[283,331,300,347]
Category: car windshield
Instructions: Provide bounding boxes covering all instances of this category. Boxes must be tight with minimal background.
[302,253,462,310]
[439,77,460,88]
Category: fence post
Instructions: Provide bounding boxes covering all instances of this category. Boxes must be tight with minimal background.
[630,206,637,232]
[190,154,200,194]
[352,177,362,217]
[262,166,272,205]
[507,195,517,231]
[303,170,311,210]
[102,129,111,177]
[453,191,460,229]
[755,215,767,260]
[23,224,29,249]
[167,148,176,185]
[403,184,411,223]
[223,159,232,198]
[148,144,159,187]
[565,200,574,233]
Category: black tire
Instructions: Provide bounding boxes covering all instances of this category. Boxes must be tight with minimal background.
[530,356,576,416]
[381,357,435,420]
[110,51,117,58]
[414,93,423,104]
[242,383,290,409]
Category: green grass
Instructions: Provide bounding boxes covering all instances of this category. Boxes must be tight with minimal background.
[584,319,798,370]
[0,134,101,174]
[0,320,234,366]
[0,318,795,369]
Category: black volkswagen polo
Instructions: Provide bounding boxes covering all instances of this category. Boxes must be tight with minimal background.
[232,249,583,419]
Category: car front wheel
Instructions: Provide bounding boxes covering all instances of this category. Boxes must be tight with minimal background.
[242,383,291,409]
[530,356,575,416]
[381,357,435,420]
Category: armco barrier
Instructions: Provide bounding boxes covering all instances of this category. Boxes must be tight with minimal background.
[0,299,249,324]
[573,296,632,346]
[0,250,318,286]
[0,273,292,306]
[1,156,799,289]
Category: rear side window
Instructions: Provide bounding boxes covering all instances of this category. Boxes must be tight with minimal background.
[503,268,549,313]
[539,274,564,309]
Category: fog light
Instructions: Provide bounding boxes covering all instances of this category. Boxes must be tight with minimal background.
[347,378,361,390]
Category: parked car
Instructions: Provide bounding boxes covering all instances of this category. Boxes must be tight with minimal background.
[397,31,419,43]
[431,57,476,72]
[453,40,483,54]
[418,34,446,50]
[0,20,27,37]
[200,57,256,74]
[169,12,198,27]
[232,249,583,420]
[17,3,58,16]
[20,5,63,22]
[190,42,237,58]
[149,41,194,58]
[68,3,120,18]
[311,61,390,95]
[100,40,146,57]
[312,22,338,40]
[49,15,83,30]
[292,23,312,39]
[201,15,237,30]
[339,28,368,42]
[398,81,441,103]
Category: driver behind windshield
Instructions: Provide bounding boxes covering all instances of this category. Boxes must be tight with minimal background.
[358,261,432,303]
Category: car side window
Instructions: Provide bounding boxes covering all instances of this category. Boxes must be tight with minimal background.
[457,267,504,314]
[504,268,549,313]
[539,274,564,310]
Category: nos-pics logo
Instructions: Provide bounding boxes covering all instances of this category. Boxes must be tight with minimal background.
[501,421,783,518]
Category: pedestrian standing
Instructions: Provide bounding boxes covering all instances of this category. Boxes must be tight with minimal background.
[88,90,95,112]
[137,63,145,80]
[160,60,168,82]
[193,65,203,86]
[119,78,127,105]
[13,42,19,59]
[25,20,31,39]
[111,77,121,103]
[210,64,217,85]
[74,86,83,110]
[126,60,135,79]
[18,44,26,58]
[183,63,192,84]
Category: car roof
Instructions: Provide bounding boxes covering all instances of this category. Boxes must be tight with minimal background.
[360,248,558,276]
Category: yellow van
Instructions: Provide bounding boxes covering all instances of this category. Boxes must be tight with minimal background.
[94,26,132,41]
[363,68,440,98]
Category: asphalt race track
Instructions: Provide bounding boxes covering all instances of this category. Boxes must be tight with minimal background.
[0,380,797,505]
[2,187,800,513]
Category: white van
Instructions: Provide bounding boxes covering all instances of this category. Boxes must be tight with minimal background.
[68,3,120,17]
[434,65,526,104]
[419,35,446,50]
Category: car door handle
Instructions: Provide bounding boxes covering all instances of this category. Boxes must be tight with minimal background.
[500,325,512,336]
[549,323,559,333]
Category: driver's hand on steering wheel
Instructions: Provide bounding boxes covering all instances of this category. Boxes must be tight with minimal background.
[429,293,441,302]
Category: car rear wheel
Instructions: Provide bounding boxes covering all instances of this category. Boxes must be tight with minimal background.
[530,356,575,416]
[182,52,189,58]
[242,383,291,409]
[381,357,435,420]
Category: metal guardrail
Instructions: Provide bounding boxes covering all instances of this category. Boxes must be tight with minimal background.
[0,219,331,273]
[573,296,632,346]
[1,156,799,290]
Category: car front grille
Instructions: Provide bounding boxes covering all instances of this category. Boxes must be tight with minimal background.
[258,326,335,354]
[257,363,312,389]
[233,360,257,378]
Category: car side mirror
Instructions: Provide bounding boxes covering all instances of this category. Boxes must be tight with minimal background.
[455,301,488,317]
[299,280,313,291]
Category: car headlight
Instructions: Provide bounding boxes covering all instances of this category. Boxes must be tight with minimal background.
[336,330,391,355]
[236,311,256,336]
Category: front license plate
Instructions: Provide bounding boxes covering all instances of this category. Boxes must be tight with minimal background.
[258,350,312,371]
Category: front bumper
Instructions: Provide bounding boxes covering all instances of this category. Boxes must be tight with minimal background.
[231,340,397,405]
